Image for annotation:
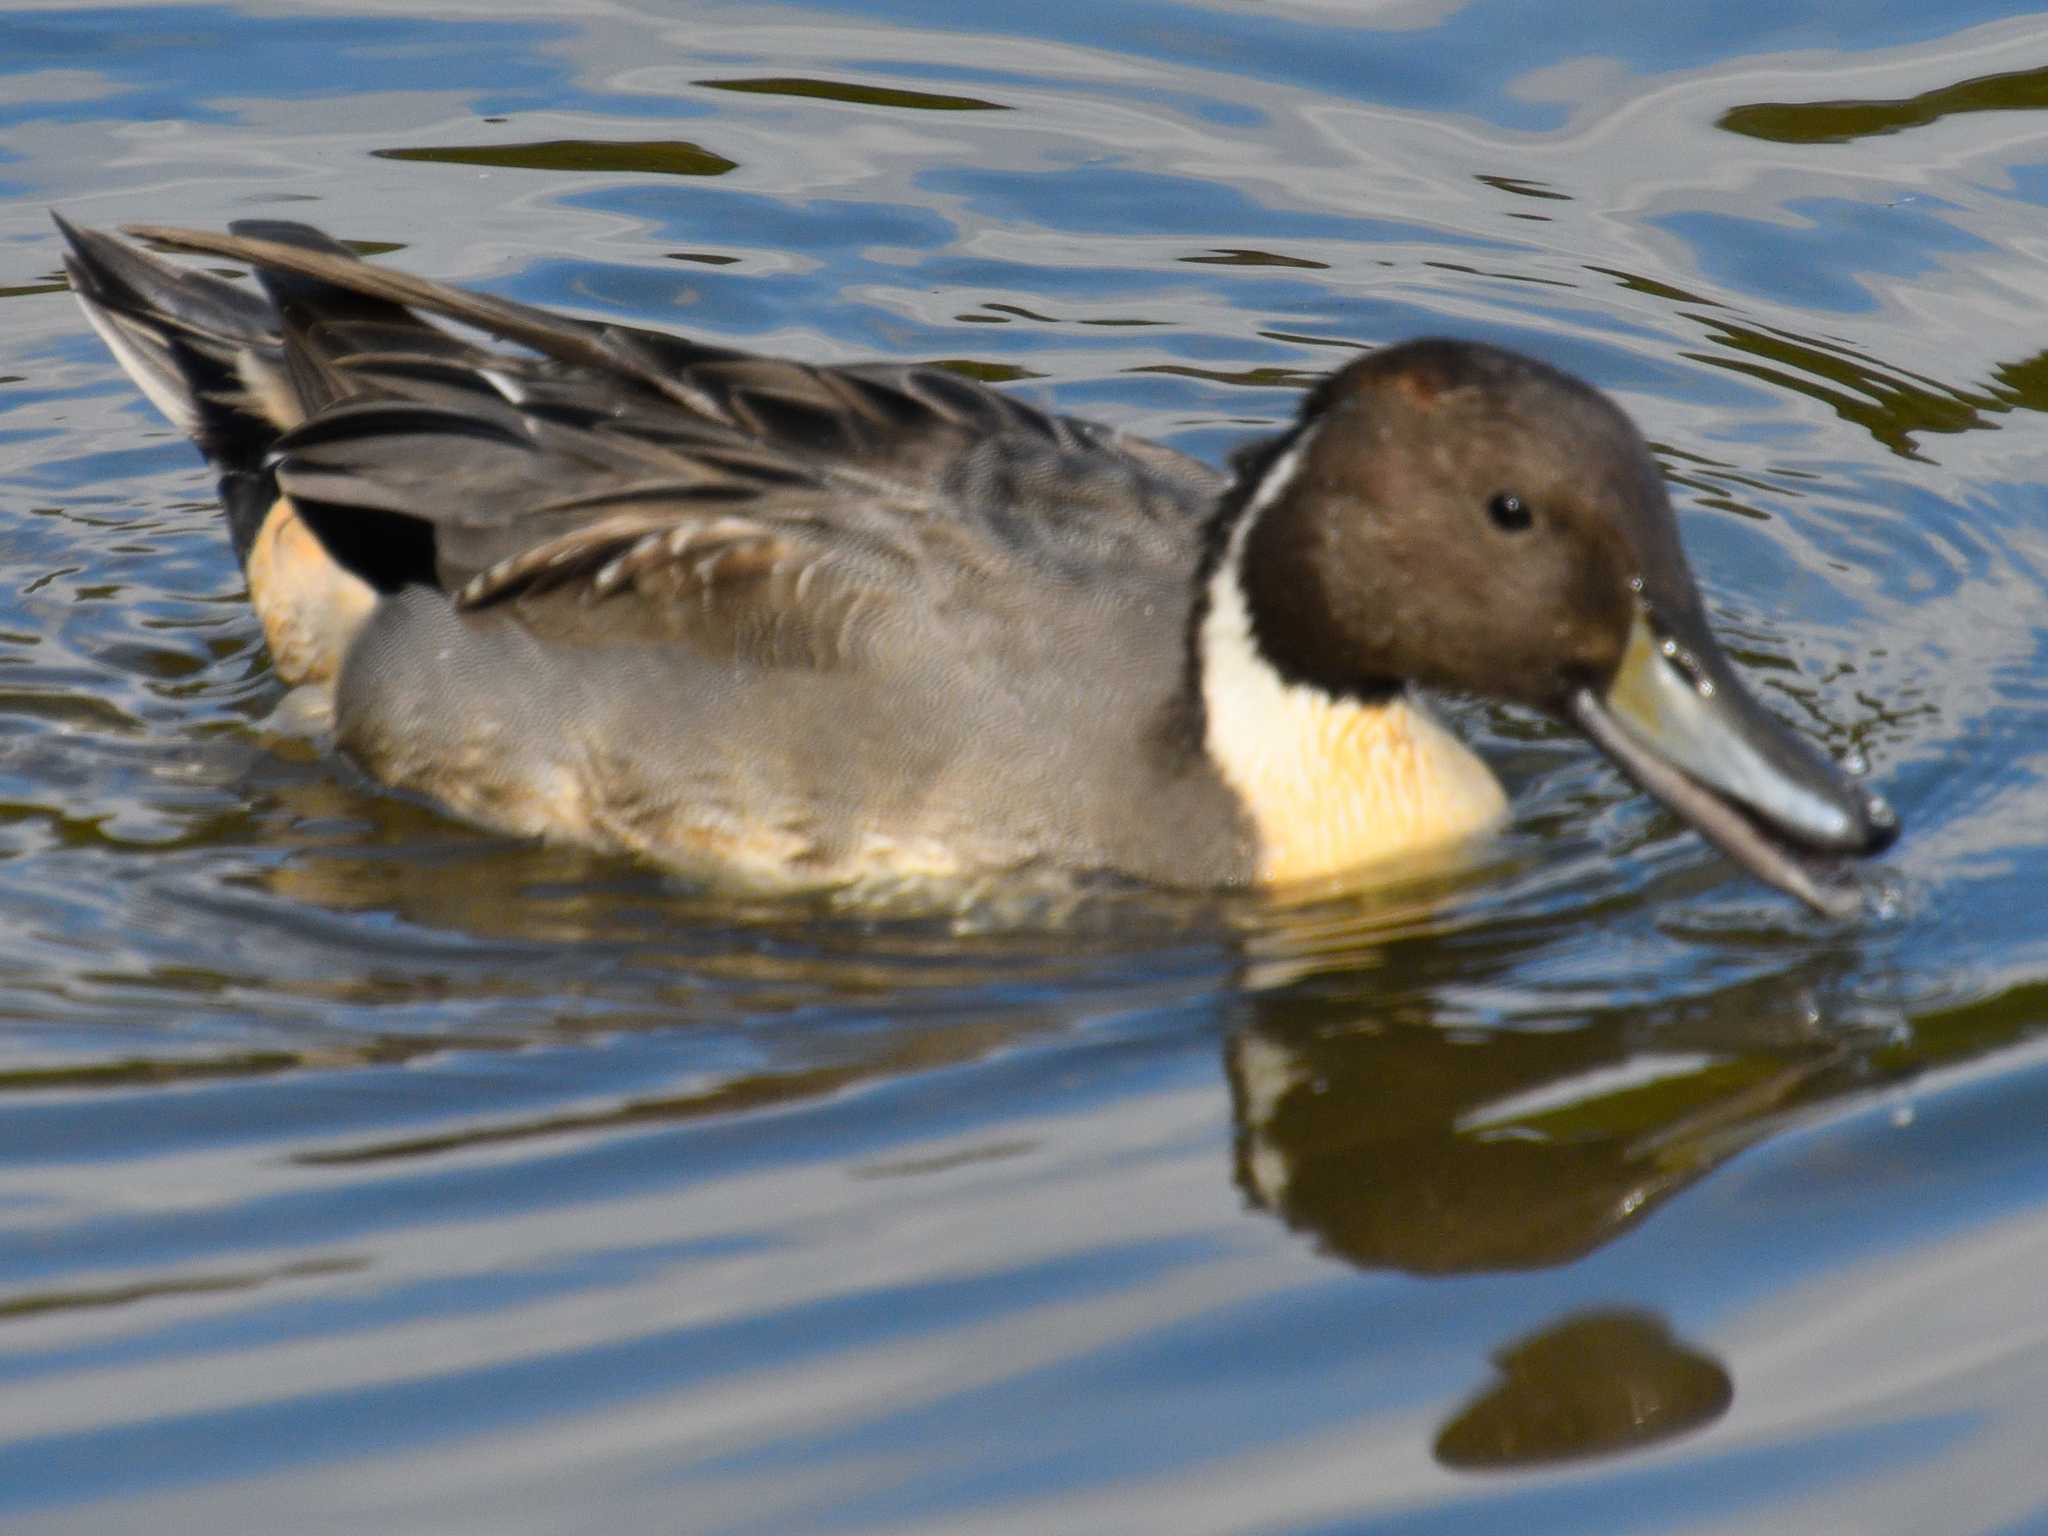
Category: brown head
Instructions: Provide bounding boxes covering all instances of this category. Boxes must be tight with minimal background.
[1227,339,1897,914]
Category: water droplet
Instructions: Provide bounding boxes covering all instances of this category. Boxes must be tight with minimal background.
[1660,638,1679,658]
[1891,1103,1916,1129]
[1843,748,1869,777]
[1697,680,1714,698]
[1865,793,1895,828]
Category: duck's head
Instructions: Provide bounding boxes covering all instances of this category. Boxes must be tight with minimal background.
[1231,338,1898,915]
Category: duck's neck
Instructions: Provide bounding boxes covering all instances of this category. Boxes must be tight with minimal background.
[1196,430,1508,887]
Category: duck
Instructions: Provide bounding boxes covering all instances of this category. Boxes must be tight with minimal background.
[55,215,1897,914]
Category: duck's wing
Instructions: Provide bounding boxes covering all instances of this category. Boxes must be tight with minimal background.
[126,224,1224,670]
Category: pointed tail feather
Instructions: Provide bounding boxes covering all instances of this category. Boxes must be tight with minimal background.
[54,212,301,558]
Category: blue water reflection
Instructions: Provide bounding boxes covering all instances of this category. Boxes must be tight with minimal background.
[3,7,573,128]
[777,0,2048,126]
[1659,197,1993,315]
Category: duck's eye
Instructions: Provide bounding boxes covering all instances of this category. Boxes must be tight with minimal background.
[1488,492,1533,532]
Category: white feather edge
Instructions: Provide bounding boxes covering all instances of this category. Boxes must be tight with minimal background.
[74,299,203,434]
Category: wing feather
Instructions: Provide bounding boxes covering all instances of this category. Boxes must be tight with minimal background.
[122,223,1221,670]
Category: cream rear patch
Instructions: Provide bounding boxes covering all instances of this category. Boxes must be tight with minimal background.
[245,497,376,686]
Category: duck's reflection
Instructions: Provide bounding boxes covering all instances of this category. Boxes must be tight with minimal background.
[196,813,1830,1473]
[1224,970,1837,1470]
[1226,991,1841,1273]
[1220,978,1802,1474]
[1434,1309,1733,1470]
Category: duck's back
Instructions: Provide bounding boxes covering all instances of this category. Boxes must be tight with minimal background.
[64,219,1258,888]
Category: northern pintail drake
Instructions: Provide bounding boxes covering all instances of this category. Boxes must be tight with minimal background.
[58,216,1898,913]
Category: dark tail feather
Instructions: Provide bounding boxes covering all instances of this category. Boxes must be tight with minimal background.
[224,219,479,419]
[227,219,413,325]
[123,221,752,413]
[55,212,297,560]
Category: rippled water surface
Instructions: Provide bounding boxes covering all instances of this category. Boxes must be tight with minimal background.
[4,1,2048,1530]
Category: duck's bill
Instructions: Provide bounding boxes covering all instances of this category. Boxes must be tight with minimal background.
[1566,611,1898,917]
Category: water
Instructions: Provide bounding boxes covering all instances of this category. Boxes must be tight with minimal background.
[2,1,2047,1530]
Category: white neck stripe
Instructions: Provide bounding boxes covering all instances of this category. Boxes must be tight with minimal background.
[1196,421,1507,883]
[1203,422,1315,715]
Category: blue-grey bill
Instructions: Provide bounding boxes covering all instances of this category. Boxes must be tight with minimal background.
[1568,613,1897,917]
